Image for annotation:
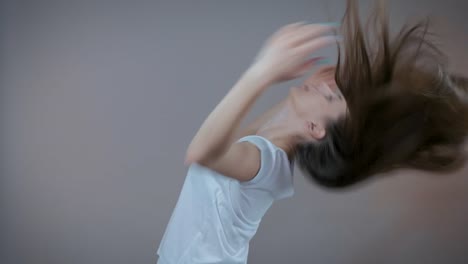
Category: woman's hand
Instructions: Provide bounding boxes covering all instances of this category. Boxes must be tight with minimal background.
[249,21,341,85]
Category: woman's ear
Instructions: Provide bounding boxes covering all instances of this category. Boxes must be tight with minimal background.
[449,74,468,90]
[304,121,326,140]
[448,73,468,102]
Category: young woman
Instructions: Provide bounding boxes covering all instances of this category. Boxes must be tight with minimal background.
[157,23,342,263]
[157,0,468,263]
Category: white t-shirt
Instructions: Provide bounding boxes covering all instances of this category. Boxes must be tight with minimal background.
[156,135,295,264]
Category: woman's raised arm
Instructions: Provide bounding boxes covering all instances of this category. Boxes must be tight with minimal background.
[185,22,340,165]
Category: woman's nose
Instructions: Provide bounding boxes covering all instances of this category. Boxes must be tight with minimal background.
[327,79,338,92]
[317,82,339,98]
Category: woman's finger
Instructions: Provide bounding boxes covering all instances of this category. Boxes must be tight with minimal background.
[314,64,336,78]
[271,21,307,42]
[285,23,339,48]
[295,35,341,56]
[296,57,326,76]
[318,65,336,72]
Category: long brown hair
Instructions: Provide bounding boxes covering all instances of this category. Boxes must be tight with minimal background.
[294,0,468,188]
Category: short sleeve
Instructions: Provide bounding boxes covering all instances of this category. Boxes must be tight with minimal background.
[236,135,294,200]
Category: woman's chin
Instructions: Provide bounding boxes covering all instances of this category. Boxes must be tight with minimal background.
[288,87,301,101]
[289,86,299,95]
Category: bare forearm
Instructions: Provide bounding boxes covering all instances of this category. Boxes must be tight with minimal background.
[186,68,272,164]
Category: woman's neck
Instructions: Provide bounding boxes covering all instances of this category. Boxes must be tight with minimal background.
[256,121,302,161]
[254,98,306,160]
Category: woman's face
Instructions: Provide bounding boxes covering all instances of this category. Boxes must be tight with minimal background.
[289,66,347,133]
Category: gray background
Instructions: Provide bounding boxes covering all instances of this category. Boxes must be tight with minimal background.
[1,0,468,263]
